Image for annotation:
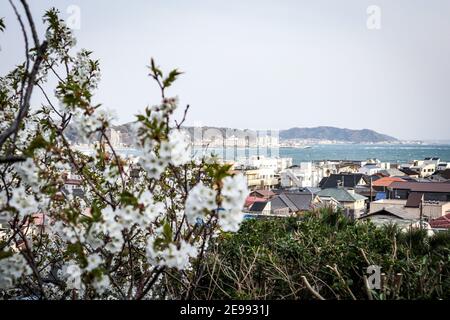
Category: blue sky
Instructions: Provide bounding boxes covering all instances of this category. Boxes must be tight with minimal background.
[1,0,450,140]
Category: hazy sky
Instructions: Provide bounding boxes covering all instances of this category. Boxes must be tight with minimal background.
[1,0,450,140]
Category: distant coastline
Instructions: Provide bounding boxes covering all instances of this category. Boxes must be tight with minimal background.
[73,143,450,164]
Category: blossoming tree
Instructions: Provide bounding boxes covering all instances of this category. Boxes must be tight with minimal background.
[0,1,248,299]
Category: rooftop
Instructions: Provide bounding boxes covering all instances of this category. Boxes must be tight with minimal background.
[372,177,406,187]
[319,173,368,189]
[248,201,268,212]
[389,181,450,193]
[430,213,450,229]
[317,188,367,202]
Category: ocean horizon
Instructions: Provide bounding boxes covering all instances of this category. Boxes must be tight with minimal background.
[77,144,450,165]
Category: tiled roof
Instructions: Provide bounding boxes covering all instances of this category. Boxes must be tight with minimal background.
[319,174,368,189]
[250,189,275,198]
[378,168,406,177]
[360,207,418,221]
[64,179,82,185]
[405,192,423,208]
[430,213,450,229]
[317,188,367,202]
[372,177,406,187]
[389,181,450,193]
[249,201,268,212]
[399,168,419,176]
[245,196,265,208]
[432,169,450,180]
[271,192,313,212]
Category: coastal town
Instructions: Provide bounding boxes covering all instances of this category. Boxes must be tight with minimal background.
[2,0,450,304]
[65,128,450,235]
[12,128,449,239]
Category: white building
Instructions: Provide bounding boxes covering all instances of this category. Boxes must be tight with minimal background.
[437,162,450,171]
[280,162,325,188]
[359,159,390,176]
[106,128,122,148]
[401,158,439,178]
[238,155,292,173]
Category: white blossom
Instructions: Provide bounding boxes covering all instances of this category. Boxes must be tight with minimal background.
[217,208,245,233]
[61,262,83,290]
[9,186,39,221]
[85,253,102,272]
[218,174,248,232]
[15,158,40,189]
[147,240,197,271]
[51,221,85,244]
[167,129,192,166]
[139,190,164,225]
[85,223,104,250]
[0,254,32,290]
[72,49,101,90]
[104,165,120,185]
[185,182,217,224]
[102,207,125,254]
[139,148,168,180]
[221,174,248,210]
[92,274,110,295]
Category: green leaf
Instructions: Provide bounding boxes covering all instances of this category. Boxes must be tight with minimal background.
[149,58,163,78]
[66,242,83,257]
[0,249,13,260]
[162,69,183,88]
[120,191,138,207]
[24,134,48,156]
[90,201,102,222]
[163,221,173,242]
[136,114,146,122]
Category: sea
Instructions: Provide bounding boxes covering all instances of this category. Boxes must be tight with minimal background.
[279,144,450,164]
[92,144,450,165]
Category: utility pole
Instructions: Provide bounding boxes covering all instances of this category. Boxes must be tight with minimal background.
[419,194,424,230]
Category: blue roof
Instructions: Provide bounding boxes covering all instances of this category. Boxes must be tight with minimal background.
[375,192,387,201]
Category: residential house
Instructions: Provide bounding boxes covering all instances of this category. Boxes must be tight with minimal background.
[270,192,316,215]
[369,198,450,220]
[311,195,342,211]
[402,158,440,178]
[399,167,420,179]
[336,162,360,174]
[247,191,317,216]
[359,207,434,235]
[244,196,266,210]
[429,169,450,182]
[319,173,370,189]
[235,155,292,173]
[62,178,84,198]
[430,213,450,231]
[316,188,368,218]
[371,177,406,199]
[280,162,325,188]
[249,189,276,199]
[359,159,390,176]
[388,181,450,202]
[378,168,406,177]
[437,162,450,171]
[248,201,272,215]
[235,167,279,190]
[413,163,436,178]
[359,207,417,227]
[232,156,293,190]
